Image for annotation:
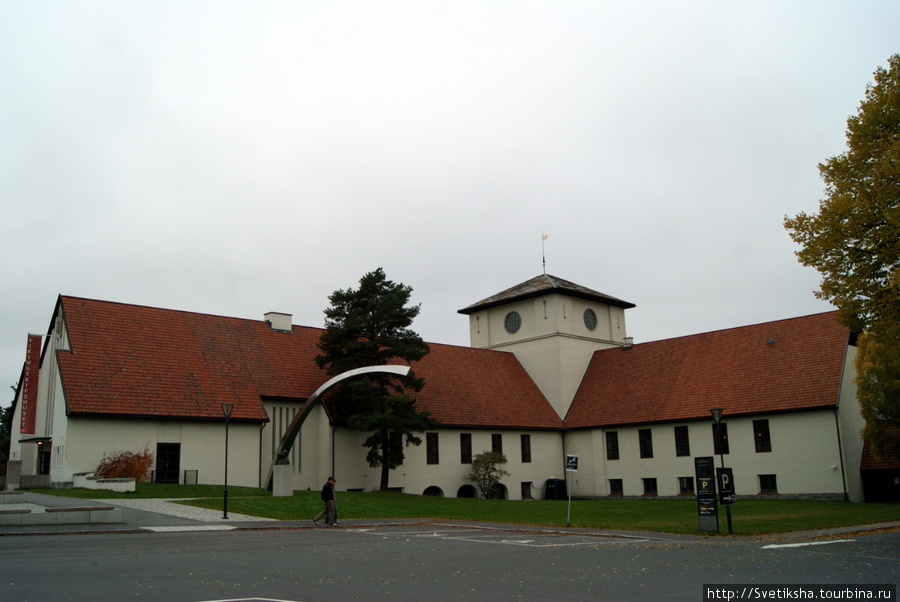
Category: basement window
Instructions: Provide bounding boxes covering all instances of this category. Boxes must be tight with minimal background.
[759,474,778,493]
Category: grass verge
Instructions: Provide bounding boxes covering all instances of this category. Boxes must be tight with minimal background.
[30,485,899,535]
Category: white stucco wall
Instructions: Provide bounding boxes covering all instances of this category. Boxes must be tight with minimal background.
[64,416,262,488]
[10,322,67,483]
[327,428,565,499]
[835,345,866,502]
[566,410,848,499]
[467,294,628,350]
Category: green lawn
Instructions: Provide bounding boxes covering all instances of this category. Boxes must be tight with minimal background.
[31,484,899,535]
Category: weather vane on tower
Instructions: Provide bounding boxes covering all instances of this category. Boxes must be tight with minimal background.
[542,232,548,274]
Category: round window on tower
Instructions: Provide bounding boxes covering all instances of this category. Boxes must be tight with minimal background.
[504,311,522,334]
[584,308,598,331]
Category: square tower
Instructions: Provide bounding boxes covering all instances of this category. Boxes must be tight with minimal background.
[458,274,635,418]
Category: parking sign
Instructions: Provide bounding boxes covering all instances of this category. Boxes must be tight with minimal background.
[717,467,736,505]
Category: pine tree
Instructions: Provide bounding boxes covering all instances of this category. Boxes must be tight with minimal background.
[315,268,439,491]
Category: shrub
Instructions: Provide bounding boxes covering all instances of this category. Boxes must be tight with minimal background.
[96,446,154,482]
[465,451,510,499]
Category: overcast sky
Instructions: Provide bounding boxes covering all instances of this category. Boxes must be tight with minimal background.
[2,2,898,404]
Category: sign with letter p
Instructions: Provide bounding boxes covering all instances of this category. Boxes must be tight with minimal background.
[717,467,735,505]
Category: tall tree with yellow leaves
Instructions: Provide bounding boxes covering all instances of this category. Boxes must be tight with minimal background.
[785,54,900,458]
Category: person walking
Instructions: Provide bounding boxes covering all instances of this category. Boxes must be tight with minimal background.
[313,476,336,526]
[325,487,339,526]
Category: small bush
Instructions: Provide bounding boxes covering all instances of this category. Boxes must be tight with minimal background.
[465,451,510,499]
[96,445,154,482]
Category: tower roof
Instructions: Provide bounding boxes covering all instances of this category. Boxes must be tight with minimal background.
[458,273,635,315]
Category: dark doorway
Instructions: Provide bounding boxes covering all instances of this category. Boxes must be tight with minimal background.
[38,449,51,476]
[156,443,181,484]
[862,470,900,502]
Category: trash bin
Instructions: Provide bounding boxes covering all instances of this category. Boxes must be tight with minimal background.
[543,478,567,500]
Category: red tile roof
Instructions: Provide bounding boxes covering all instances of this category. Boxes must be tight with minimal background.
[57,296,324,421]
[565,312,850,428]
[412,343,561,429]
[860,434,900,470]
[55,296,560,429]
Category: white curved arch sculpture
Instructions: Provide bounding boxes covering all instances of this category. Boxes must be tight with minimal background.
[264,364,411,490]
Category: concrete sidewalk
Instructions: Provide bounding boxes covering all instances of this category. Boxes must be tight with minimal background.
[0,491,433,536]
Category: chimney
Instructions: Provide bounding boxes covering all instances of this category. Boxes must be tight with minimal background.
[264,312,293,332]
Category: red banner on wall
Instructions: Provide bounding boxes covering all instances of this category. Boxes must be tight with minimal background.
[20,334,41,434]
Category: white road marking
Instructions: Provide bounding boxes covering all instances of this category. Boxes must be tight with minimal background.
[143,525,238,532]
[761,539,855,549]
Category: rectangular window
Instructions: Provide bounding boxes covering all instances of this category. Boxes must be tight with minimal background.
[712,423,729,455]
[426,432,439,465]
[642,478,658,495]
[460,433,472,464]
[609,479,623,495]
[753,419,772,453]
[606,431,619,460]
[520,434,531,463]
[759,474,778,493]
[674,425,690,457]
[639,428,653,458]
[491,433,503,455]
[678,477,695,494]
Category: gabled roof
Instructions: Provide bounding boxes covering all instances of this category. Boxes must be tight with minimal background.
[458,273,635,314]
[412,343,561,429]
[565,311,850,428]
[54,296,560,429]
[57,296,323,422]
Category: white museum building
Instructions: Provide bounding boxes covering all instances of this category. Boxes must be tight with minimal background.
[7,274,899,502]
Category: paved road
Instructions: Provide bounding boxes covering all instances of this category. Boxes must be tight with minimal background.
[1,522,897,601]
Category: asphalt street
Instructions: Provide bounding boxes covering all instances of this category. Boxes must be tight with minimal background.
[2,523,898,600]
[0,493,896,601]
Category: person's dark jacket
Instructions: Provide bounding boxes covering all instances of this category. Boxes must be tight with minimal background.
[321,482,334,502]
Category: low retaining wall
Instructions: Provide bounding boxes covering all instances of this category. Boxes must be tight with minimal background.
[73,473,136,493]
[0,492,122,526]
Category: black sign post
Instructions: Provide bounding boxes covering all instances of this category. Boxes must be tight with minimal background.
[717,467,735,505]
[565,455,578,527]
[716,467,735,534]
[695,456,718,533]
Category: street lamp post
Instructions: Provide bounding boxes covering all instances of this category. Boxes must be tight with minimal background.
[709,408,733,535]
[222,403,234,519]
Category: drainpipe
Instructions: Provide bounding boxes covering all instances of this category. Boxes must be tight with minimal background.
[259,422,267,489]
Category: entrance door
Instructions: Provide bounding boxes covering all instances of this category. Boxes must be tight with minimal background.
[156,443,181,484]
[38,450,51,475]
